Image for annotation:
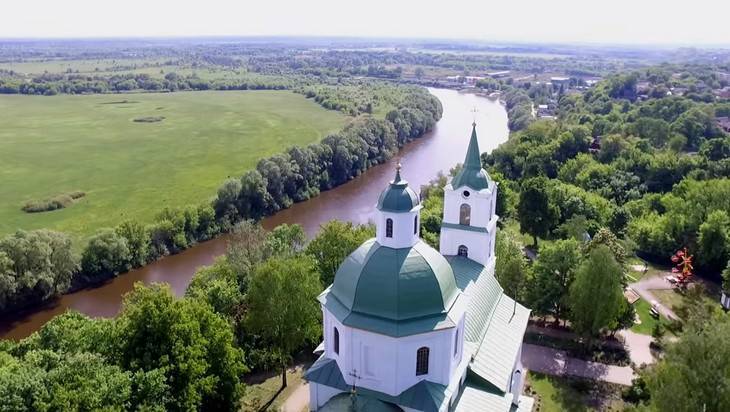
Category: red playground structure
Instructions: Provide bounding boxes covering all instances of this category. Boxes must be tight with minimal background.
[670,247,694,287]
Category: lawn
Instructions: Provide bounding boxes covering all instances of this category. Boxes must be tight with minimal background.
[527,372,627,412]
[650,289,685,313]
[0,91,346,241]
[631,298,674,335]
[241,366,306,412]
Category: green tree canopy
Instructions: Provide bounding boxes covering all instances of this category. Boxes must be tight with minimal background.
[518,176,559,246]
[305,220,374,285]
[568,245,624,342]
[528,238,583,323]
[245,255,322,388]
[116,283,247,411]
[647,314,730,412]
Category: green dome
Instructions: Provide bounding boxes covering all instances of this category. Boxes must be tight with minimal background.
[377,166,420,213]
[451,123,491,191]
[330,239,459,322]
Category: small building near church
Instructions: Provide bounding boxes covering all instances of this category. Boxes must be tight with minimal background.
[304,124,533,411]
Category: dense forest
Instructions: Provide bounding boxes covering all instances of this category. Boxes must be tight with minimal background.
[415,63,730,410]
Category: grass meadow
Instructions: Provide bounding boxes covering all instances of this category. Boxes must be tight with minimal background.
[0,90,346,241]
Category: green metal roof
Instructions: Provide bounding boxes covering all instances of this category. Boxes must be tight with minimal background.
[447,256,530,392]
[306,356,533,412]
[441,222,489,233]
[448,256,503,343]
[330,239,459,322]
[377,166,421,213]
[320,394,402,412]
[453,379,534,412]
[451,124,491,191]
[306,356,451,412]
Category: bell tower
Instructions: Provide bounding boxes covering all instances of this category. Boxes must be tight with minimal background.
[439,123,498,266]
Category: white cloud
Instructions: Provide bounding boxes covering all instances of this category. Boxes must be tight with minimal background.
[2,0,729,45]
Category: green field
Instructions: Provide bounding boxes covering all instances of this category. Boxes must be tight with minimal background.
[0,91,346,241]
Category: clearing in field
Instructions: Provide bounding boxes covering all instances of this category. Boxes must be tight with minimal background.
[0,90,347,241]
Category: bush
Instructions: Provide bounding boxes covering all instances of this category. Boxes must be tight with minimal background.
[21,191,85,213]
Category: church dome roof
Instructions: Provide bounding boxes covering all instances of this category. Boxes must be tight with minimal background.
[377,165,420,213]
[330,239,459,322]
[451,123,491,191]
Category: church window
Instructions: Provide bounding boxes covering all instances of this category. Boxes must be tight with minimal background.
[462,190,470,198]
[459,204,471,225]
[458,245,468,257]
[454,329,459,357]
[334,327,340,355]
[386,219,393,238]
[363,346,374,376]
[416,347,429,376]
[413,215,418,235]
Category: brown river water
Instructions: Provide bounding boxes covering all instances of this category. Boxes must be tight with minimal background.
[0,88,509,340]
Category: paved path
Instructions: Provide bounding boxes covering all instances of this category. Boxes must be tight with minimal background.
[280,382,309,412]
[618,329,654,366]
[629,275,680,320]
[522,343,636,386]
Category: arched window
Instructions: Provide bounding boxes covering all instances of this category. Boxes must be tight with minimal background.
[334,327,340,355]
[413,215,418,235]
[458,245,468,257]
[416,347,429,376]
[386,219,393,238]
[459,204,471,226]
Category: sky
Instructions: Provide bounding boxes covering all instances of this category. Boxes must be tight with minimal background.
[3,0,729,46]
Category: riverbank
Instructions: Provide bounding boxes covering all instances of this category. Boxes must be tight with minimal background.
[0,88,509,340]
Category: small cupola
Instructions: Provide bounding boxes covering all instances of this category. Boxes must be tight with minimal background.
[375,164,422,248]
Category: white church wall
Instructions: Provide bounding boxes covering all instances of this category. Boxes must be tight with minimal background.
[324,307,462,397]
[443,187,493,228]
[375,208,421,249]
[440,227,491,266]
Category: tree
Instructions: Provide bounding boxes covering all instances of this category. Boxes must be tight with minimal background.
[528,238,582,324]
[116,283,247,411]
[697,210,730,270]
[116,220,150,268]
[495,231,530,304]
[265,224,306,257]
[647,314,730,411]
[225,221,305,293]
[81,229,132,282]
[723,261,730,292]
[0,230,77,313]
[568,245,624,345]
[305,220,374,285]
[518,176,559,246]
[186,257,242,318]
[245,256,321,388]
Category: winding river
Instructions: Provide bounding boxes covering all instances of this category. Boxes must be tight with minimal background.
[0,88,509,340]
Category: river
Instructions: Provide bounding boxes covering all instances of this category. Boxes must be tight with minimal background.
[0,88,509,340]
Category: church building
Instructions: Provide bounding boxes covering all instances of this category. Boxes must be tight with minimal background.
[304,124,533,412]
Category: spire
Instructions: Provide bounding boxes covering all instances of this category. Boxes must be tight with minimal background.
[393,162,403,184]
[463,122,482,170]
[450,123,491,191]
